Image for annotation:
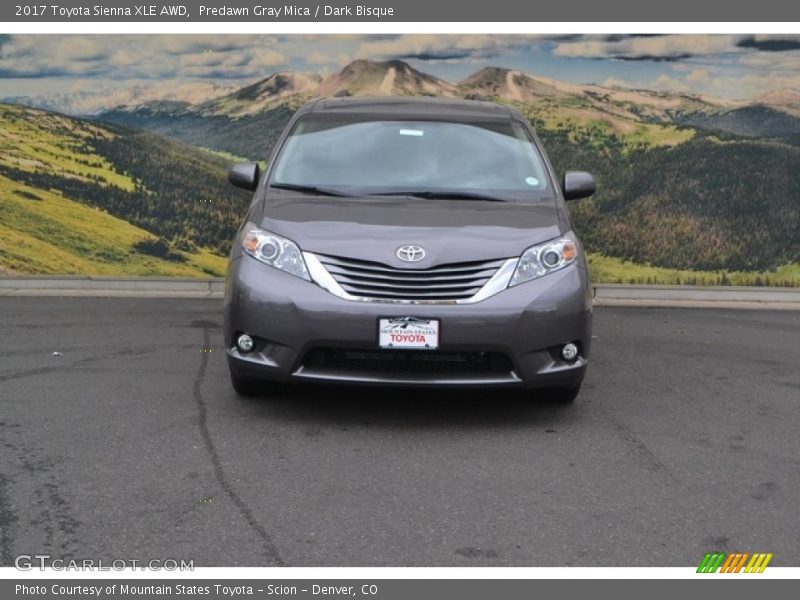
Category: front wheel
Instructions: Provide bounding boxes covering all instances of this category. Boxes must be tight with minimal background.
[230,373,283,397]
[542,384,582,404]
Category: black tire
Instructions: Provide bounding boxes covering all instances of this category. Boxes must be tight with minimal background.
[230,373,262,397]
[230,373,284,397]
[543,384,582,404]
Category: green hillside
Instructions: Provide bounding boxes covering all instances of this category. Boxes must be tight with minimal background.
[98,104,294,162]
[586,253,800,287]
[537,128,800,273]
[0,177,225,276]
[680,105,800,139]
[516,97,695,153]
[0,103,249,276]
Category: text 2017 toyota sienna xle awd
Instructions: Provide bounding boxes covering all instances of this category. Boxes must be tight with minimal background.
[224,97,596,402]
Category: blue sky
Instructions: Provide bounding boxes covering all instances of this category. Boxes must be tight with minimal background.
[2,34,800,104]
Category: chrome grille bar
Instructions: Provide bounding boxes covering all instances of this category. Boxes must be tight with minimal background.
[304,252,519,304]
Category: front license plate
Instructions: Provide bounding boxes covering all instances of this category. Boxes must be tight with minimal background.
[378,317,439,350]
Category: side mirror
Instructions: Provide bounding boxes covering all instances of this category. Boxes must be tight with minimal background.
[228,162,260,191]
[563,171,596,201]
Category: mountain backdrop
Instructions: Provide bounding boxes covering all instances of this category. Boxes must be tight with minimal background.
[3,59,799,284]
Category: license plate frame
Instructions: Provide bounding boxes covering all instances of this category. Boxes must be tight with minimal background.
[378,317,440,350]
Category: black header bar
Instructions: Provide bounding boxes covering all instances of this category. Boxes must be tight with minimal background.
[3,0,799,23]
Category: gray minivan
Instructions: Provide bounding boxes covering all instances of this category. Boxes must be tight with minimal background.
[224,97,595,402]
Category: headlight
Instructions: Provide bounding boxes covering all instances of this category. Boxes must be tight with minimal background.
[241,224,310,281]
[510,236,578,287]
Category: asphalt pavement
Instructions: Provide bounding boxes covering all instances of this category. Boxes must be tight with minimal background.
[0,298,798,567]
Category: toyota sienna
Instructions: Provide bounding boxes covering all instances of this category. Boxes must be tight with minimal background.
[224,97,596,402]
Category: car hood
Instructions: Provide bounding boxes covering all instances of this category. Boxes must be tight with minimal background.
[259,195,563,267]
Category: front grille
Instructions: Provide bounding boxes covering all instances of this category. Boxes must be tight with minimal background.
[316,254,505,301]
[301,348,514,377]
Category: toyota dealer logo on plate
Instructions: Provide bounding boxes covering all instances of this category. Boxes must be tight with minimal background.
[379,317,439,350]
[396,245,426,262]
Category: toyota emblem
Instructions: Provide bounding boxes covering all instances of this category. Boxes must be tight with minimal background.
[396,245,426,262]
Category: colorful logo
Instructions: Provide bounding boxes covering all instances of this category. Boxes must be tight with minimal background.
[697,552,773,573]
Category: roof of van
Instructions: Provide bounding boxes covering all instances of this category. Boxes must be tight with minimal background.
[298,96,523,122]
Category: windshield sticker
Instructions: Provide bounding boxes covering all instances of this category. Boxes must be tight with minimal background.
[525,177,540,186]
[399,129,424,136]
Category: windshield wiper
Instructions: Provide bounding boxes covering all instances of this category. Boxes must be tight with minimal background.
[271,183,510,202]
[270,182,352,197]
[374,190,510,202]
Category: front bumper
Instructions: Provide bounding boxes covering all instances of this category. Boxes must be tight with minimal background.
[224,256,592,388]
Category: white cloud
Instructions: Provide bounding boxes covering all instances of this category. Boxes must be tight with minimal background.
[686,69,710,83]
[553,35,741,60]
[602,77,632,89]
[0,35,288,80]
[739,52,800,71]
[652,74,690,92]
[353,34,533,61]
[704,73,800,99]
[248,47,287,68]
[305,51,351,66]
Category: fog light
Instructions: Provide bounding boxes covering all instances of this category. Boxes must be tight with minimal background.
[561,343,578,362]
[236,334,254,353]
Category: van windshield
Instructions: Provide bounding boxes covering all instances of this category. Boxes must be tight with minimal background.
[270,115,552,202]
